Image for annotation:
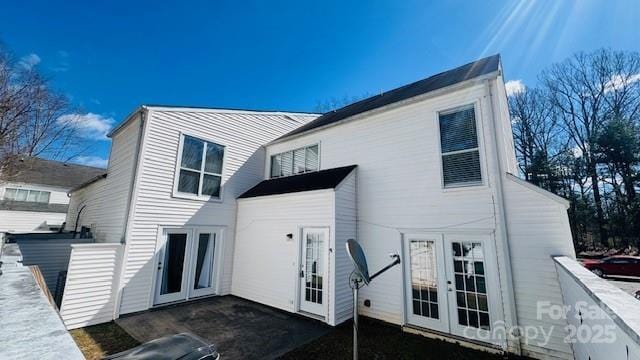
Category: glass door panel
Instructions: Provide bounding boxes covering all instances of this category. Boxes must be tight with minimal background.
[189,230,217,298]
[300,228,328,316]
[444,235,501,346]
[155,231,189,304]
[403,234,449,332]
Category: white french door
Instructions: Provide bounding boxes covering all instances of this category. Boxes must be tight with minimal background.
[154,227,221,305]
[404,233,500,345]
[299,227,329,316]
[444,235,498,344]
[403,234,450,333]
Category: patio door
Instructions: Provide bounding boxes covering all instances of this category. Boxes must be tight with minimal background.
[299,227,328,316]
[155,229,190,304]
[403,234,449,333]
[154,227,221,305]
[403,233,499,345]
[188,227,219,298]
[444,235,497,344]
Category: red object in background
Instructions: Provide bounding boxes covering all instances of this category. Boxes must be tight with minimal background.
[581,256,640,278]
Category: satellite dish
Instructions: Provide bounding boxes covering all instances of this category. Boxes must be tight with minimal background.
[345,239,401,360]
[346,239,370,285]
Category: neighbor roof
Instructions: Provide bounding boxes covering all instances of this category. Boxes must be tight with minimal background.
[0,200,69,213]
[2,156,107,189]
[275,54,501,142]
[238,165,357,199]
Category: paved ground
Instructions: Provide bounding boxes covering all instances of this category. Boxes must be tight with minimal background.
[606,276,640,297]
[116,296,331,360]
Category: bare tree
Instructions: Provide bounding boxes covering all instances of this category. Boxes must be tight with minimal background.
[314,93,373,113]
[540,49,640,245]
[508,86,565,185]
[0,43,87,177]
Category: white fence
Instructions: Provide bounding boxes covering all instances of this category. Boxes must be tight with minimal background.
[554,256,640,360]
[59,243,124,330]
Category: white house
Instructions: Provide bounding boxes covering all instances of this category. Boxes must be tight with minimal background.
[64,55,577,359]
[0,156,105,237]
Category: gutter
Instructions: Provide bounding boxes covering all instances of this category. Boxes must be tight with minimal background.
[484,79,521,355]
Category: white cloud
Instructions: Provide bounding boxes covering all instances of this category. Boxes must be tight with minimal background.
[604,73,640,93]
[18,53,41,70]
[53,50,70,72]
[72,156,108,168]
[505,80,525,96]
[57,113,115,140]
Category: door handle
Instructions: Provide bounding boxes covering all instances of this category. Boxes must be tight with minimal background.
[157,262,162,271]
[300,270,304,278]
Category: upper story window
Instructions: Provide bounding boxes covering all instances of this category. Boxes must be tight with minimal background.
[4,188,51,203]
[439,105,482,188]
[270,144,319,178]
[176,135,225,199]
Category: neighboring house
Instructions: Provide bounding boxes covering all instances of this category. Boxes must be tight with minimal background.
[0,157,105,236]
[64,55,577,359]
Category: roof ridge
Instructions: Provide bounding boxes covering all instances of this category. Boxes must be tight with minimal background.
[273,54,501,143]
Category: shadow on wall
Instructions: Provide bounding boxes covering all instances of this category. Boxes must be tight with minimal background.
[67,147,269,330]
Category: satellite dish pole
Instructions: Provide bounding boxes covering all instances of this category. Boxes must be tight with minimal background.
[346,239,400,360]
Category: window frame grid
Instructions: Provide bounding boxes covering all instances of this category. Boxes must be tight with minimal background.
[173,133,226,202]
[3,188,51,204]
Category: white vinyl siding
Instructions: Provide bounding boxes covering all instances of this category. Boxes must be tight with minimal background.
[270,144,319,178]
[233,190,334,316]
[503,175,575,359]
[265,81,520,351]
[59,243,124,330]
[333,171,357,325]
[233,170,355,327]
[118,108,316,315]
[65,114,142,243]
[438,105,482,188]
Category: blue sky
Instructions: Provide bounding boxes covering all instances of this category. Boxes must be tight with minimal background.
[1,0,638,167]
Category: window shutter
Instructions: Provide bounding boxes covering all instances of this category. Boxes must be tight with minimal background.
[442,151,481,185]
[294,148,306,174]
[439,108,478,153]
[281,151,293,176]
[305,145,319,172]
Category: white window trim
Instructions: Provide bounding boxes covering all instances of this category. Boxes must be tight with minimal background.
[172,132,226,202]
[435,102,487,190]
[270,143,320,179]
[3,187,51,203]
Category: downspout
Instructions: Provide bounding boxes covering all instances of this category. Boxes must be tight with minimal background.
[113,109,147,320]
[73,205,87,234]
[484,79,522,355]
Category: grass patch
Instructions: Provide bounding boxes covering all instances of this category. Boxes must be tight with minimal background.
[70,322,140,360]
[279,317,527,360]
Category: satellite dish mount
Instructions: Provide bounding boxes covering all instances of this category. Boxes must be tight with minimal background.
[345,239,401,360]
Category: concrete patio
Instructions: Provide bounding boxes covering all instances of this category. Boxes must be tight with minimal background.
[116,296,331,360]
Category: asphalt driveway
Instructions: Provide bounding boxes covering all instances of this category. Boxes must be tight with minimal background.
[115,296,330,360]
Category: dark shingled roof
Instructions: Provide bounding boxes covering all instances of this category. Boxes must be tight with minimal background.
[238,165,357,199]
[2,156,107,189]
[276,54,501,141]
[0,200,69,213]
